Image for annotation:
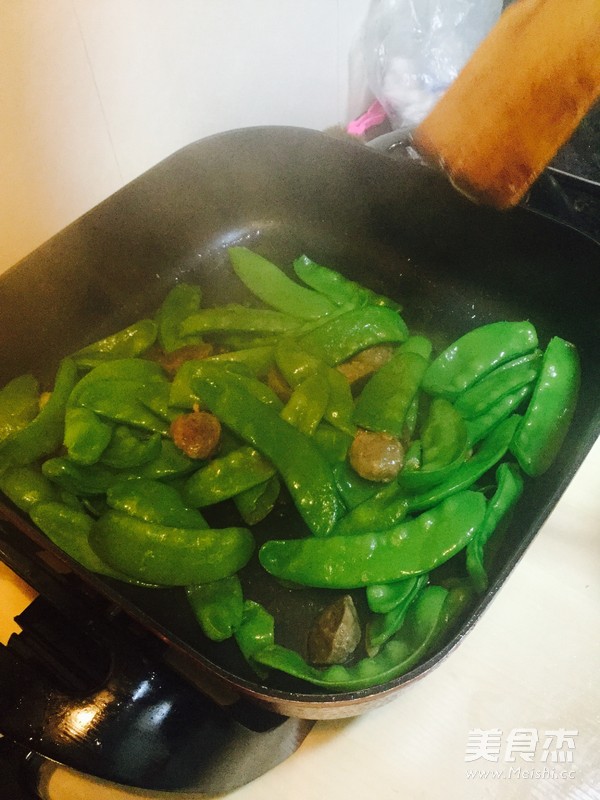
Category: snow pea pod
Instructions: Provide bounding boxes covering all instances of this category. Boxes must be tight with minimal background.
[333,461,381,510]
[332,480,408,536]
[407,415,520,513]
[29,500,133,581]
[169,360,280,411]
[234,475,280,526]
[292,254,400,311]
[465,384,533,446]
[43,440,197,495]
[183,446,276,508]
[156,283,203,353]
[0,358,77,471]
[63,407,113,465]
[72,319,157,369]
[237,586,447,691]
[423,321,538,399]
[106,478,208,529]
[90,510,254,585]
[353,351,428,437]
[398,398,468,491]
[511,336,580,476]
[193,372,345,537]
[454,350,542,418]
[0,374,39,444]
[466,463,524,592]
[0,465,62,511]
[312,424,352,464]
[259,491,486,588]
[208,346,274,377]
[228,247,337,319]
[366,574,427,614]
[274,339,323,387]
[180,305,301,337]
[366,574,428,656]
[99,426,162,469]
[281,372,330,435]
[298,306,409,366]
[74,378,170,434]
[186,576,244,642]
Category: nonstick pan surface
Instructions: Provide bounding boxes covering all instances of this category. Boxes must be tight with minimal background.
[0,126,598,718]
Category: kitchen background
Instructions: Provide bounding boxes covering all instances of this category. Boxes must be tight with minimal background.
[1,2,599,799]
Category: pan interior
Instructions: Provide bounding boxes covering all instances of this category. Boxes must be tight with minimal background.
[0,127,598,705]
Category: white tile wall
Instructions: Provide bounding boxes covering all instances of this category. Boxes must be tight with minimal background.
[0,0,372,273]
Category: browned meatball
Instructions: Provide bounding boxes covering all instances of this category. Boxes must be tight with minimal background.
[348,428,404,482]
[158,343,214,377]
[170,408,221,460]
[336,345,394,384]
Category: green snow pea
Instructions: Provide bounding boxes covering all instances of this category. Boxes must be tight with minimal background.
[313,424,352,465]
[100,426,162,469]
[183,446,276,508]
[74,378,170,434]
[366,574,427,615]
[0,374,39,444]
[333,461,381,510]
[0,465,61,511]
[208,346,274,377]
[353,351,428,437]
[298,306,409,366]
[281,372,330,435]
[324,368,356,435]
[398,335,433,360]
[106,479,208,529]
[193,372,345,537]
[237,586,447,690]
[42,439,197,495]
[90,510,254,585]
[234,475,281,526]
[511,336,580,476]
[70,358,166,401]
[179,305,302,338]
[292,255,401,311]
[259,490,486,588]
[423,321,538,399]
[466,384,533,446]
[63,407,113,465]
[331,479,408,535]
[169,360,281,411]
[29,500,133,581]
[398,398,468,491]
[72,319,157,368]
[366,574,429,656]
[331,415,519,537]
[275,341,355,434]
[454,351,542,419]
[406,414,521,513]
[186,575,244,642]
[466,463,524,592]
[229,247,337,319]
[274,339,323,387]
[156,283,203,353]
[0,358,77,471]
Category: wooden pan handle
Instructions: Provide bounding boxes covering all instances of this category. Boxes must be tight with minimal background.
[413,0,600,209]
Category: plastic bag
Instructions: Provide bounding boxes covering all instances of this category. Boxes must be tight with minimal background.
[354,0,503,130]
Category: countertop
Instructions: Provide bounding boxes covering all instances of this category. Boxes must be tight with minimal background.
[2,436,599,800]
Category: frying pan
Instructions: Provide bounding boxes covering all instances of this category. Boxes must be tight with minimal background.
[0,126,599,778]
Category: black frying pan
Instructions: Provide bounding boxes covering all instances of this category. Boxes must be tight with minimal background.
[0,127,599,726]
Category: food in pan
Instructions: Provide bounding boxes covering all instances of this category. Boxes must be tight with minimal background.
[0,247,580,690]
